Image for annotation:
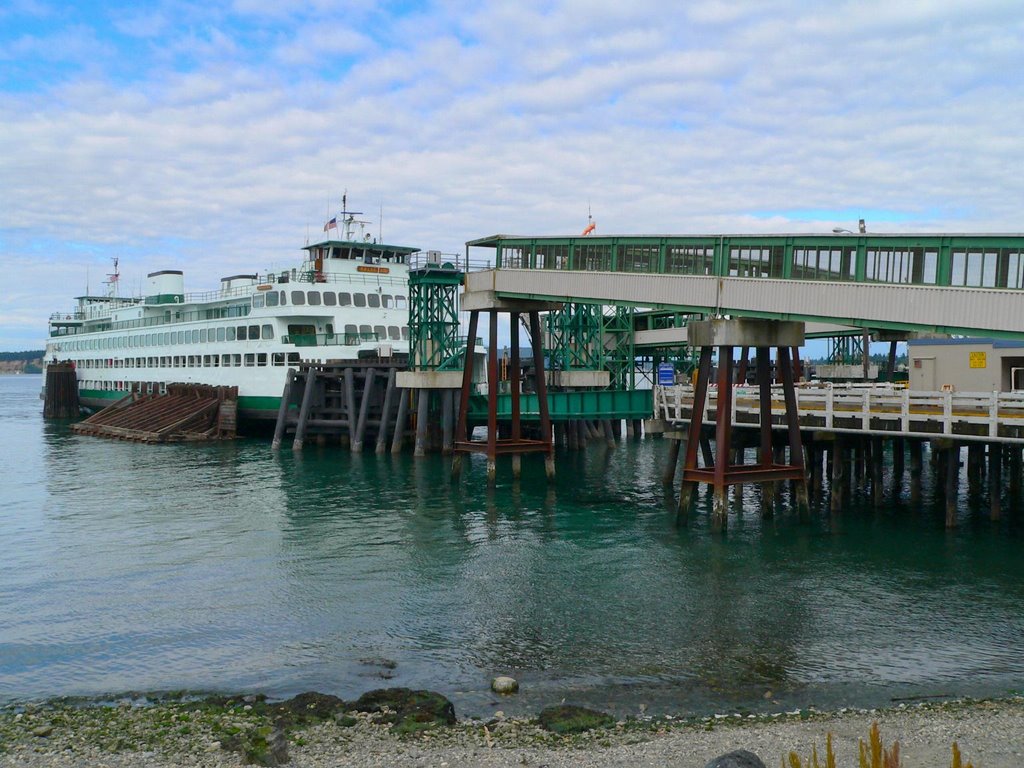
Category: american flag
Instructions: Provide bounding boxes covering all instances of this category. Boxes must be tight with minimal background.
[323,217,337,232]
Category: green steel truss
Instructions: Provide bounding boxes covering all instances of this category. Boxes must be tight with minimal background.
[546,303,603,371]
[407,265,464,371]
[603,306,635,390]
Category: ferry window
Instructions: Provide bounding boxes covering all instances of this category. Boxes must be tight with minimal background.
[221,354,231,367]
[287,352,300,364]
[248,325,260,339]
[237,326,247,341]
[253,293,265,309]
[382,294,393,308]
[344,324,357,339]
[266,291,279,307]
[401,327,409,340]
[244,353,255,367]
[272,352,285,366]
[262,324,274,339]
[367,294,380,308]
[323,292,336,306]
[388,325,400,340]
[291,290,306,305]
[169,333,177,346]
[359,324,372,337]
[374,324,386,339]
[177,331,185,344]
[278,291,287,305]
[191,330,199,343]
[325,323,334,337]
[396,295,407,309]
[227,327,236,341]
[307,291,321,306]
[354,293,366,307]
[217,327,225,342]
[233,354,242,367]
[338,292,351,306]
[257,353,267,367]
[200,328,208,343]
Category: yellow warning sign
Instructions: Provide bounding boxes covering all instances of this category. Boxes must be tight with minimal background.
[969,351,987,369]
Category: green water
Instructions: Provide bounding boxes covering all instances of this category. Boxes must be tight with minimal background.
[3,374,1024,717]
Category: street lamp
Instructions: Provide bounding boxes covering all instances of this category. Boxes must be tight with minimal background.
[832,228,854,234]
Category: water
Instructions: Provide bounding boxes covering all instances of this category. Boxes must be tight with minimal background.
[3,373,1024,716]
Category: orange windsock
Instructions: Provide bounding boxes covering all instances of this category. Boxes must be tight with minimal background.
[581,221,596,236]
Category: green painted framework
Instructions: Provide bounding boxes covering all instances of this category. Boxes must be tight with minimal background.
[407,265,464,370]
[467,388,652,421]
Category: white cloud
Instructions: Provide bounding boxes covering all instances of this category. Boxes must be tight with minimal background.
[2,0,1024,349]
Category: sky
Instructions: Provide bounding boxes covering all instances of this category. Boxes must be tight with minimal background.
[2,0,1024,351]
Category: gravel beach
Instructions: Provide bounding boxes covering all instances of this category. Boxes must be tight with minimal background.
[3,695,1022,768]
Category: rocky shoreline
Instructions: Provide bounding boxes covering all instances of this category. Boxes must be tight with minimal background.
[2,691,1023,767]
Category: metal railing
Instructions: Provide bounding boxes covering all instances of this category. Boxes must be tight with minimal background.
[654,383,1024,443]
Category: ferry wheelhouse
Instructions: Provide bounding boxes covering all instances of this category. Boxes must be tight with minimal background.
[46,229,419,422]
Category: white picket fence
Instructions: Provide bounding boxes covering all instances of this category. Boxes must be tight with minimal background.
[654,383,1024,444]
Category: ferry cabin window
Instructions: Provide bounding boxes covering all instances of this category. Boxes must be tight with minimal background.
[192,330,200,343]
[354,293,366,307]
[323,292,336,306]
[261,324,274,339]
[217,327,226,342]
[338,292,351,306]
[359,324,372,338]
[266,291,279,307]
[401,327,409,340]
[200,329,208,343]
[257,353,267,367]
[287,352,300,364]
[248,325,260,339]
[253,293,265,309]
[177,331,185,344]
[291,290,306,305]
[344,324,357,339]
[395,295,407,309]
[325,323,334,338]
[388,325,400,340]
[227,327,236,341]
[307,291,321,306]
[237,326,247,341]
[367,294,380,308]
[244,353,255,367]
[272,352,285,366]
[382,295,393,308]
[278,291,287,305]
[374,325,386,339]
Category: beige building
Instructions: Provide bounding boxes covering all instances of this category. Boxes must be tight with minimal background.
[908,338,1024,392]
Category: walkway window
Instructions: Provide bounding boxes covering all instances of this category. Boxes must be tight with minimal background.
[501,246,526,268]
[577,244,612,271]
[729,246,782,278]
[620,244,658,273]
[536,244,569,269]
[792,247,856,282]
[867,248,931,285]
[951,249,999,288]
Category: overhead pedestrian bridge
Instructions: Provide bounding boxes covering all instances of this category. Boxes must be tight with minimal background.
[465,233,1024,338]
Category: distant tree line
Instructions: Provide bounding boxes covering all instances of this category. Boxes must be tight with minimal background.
[0,350,45,362]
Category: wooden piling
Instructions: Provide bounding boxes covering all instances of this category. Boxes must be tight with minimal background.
[945,443,960,528]
[351,367,376,453]
[415,390,430,457]
[990,443,1003,520]
[391,388,410,454]
[663,438,682,485]
[374,369,398,454]
[271,368,295,450]
[43,363,80,419]
[291,367,319,451]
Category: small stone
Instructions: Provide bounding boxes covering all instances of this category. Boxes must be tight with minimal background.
[32,725,54,737]
[491,676,519,695]
[704,749,767,768]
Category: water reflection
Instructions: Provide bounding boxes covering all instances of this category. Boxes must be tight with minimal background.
[2,371,1024,715]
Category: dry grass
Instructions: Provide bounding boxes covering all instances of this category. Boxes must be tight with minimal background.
[783,722,976,768]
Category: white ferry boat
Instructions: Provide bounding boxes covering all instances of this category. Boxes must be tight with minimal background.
[45,212,420,423]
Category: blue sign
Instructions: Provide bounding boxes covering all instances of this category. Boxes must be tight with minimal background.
[657,363,675,386]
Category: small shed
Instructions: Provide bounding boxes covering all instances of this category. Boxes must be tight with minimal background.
[907,338,1024,392]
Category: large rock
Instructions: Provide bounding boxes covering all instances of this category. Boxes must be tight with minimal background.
[537,704,614,734]
[271,691,347,727]
[352,687,456,735]
[704,750,767,768]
